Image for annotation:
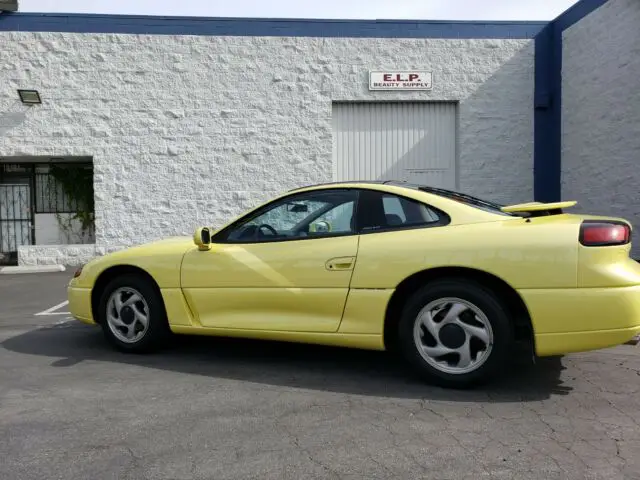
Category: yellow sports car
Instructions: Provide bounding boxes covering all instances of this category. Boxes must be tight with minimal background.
[68,181,640,388]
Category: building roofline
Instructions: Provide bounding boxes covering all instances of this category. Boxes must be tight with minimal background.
[0,11,547,38]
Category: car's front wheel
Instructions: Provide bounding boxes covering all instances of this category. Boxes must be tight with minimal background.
[97,274,171,353]
[397,278,513,388]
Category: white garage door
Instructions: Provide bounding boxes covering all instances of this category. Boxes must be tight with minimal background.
[332,102,457,189]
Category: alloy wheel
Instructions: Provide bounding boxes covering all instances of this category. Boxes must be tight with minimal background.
[413,297,494,375]
[105,287,150,344]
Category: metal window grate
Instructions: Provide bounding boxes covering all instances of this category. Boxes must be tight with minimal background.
[0,184,32,254]
[34,172,80,214]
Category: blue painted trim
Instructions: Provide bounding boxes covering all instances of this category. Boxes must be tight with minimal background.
[533,0,609,202]
[553,0,609,30]
[0,12,547,38]
[534,24,556,203]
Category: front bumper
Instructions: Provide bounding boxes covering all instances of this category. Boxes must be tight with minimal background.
[67,285,96,325]
[520,285,640,356]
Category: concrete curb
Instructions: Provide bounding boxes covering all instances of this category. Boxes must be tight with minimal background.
[0,265,66,274]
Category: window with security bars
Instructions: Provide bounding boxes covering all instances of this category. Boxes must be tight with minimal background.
[33,164,93,214]
[35,172,78,213]
[0,162,94,215]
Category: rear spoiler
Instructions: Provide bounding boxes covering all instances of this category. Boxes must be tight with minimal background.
[501,200,577,217]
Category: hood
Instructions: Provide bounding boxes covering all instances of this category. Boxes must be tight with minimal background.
[123,235,195,252]
[98,235,195,262]
[143,235,194,246]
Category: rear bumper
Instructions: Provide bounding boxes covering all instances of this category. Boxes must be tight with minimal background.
[535,326,640,356]
[520,285,640,356]
[67,286,96,325]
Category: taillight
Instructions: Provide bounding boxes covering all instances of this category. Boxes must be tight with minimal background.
[73,265,83,278]
[579,221,631,246]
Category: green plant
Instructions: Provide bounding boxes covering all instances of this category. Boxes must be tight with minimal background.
[48,164,95,237]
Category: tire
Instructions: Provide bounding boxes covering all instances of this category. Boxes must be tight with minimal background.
[97,274,171,353]
[397,278,513,389]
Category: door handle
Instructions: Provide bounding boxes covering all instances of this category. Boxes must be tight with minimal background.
[325,256,355,271]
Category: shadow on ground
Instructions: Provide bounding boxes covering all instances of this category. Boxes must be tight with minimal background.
[2,322,572,401]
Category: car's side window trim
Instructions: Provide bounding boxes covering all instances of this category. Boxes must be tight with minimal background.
[354,188,451,235]
[212,188,361,244]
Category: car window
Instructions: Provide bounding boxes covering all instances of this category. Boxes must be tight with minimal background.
[308,201,355,234]
[358,190,445,232]
[224,190,358,243]
[415,185,515,216]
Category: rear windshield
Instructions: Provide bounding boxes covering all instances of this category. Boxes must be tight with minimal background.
[415,186,516,217]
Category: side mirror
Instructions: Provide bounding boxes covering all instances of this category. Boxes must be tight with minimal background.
[193,227,211,251]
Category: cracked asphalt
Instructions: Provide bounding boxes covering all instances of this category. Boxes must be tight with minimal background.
[1,271,640,479]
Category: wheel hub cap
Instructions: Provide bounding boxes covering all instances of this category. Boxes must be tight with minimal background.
[120,306,135,324]
[105,287,150,344]
[413,297,494,375]
[438,323,466,349]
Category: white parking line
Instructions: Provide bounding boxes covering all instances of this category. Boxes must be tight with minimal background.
[35,300,70,316]
[52,317,76,328]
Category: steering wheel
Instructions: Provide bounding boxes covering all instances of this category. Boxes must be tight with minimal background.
[256,224,278,237]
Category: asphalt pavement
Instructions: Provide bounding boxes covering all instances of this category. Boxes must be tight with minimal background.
[1,271,639,480]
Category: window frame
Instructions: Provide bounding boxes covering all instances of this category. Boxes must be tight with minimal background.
[211,188,361,245]
[354,188,451,235]
[416,185,516,217]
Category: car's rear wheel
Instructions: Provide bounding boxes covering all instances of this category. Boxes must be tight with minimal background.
[97,274,171,353]
[397,278,513,388]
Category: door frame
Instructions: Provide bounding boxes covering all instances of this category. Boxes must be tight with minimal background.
[0,164,36,264]
[0,184,35,263]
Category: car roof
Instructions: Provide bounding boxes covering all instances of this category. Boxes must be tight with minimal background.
[289,179,401,190]
[287,180,514,220]
[288,180,472,200]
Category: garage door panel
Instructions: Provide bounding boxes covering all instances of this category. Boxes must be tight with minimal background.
[402,169,453,188]
[332,102,457,189]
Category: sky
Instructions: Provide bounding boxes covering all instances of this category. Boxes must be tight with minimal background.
[19,0,581,21]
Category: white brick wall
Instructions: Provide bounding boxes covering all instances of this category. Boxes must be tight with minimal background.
[18,244,96,266]
[561,0,640,256]
[0,32,535,256]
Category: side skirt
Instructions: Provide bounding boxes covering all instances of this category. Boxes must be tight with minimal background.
[169,325,385,351]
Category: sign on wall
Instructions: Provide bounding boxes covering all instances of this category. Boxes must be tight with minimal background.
[369,71,433,91]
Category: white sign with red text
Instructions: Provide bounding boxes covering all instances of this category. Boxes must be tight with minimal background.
[369,71,433,91]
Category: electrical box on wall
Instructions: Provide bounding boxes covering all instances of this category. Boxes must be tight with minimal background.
[0,0,18,11]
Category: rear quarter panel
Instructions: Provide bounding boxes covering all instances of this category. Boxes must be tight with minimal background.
[563,212,640,287]
[350,216,581,290]
[577,244,640,288]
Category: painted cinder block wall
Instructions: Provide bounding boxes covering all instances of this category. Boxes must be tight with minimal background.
[560,0,640,256]
[6,0,638,265]
[0,15,542,264]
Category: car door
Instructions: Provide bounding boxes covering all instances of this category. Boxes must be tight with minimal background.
[349,188,450,289]
[181,188,360,332]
